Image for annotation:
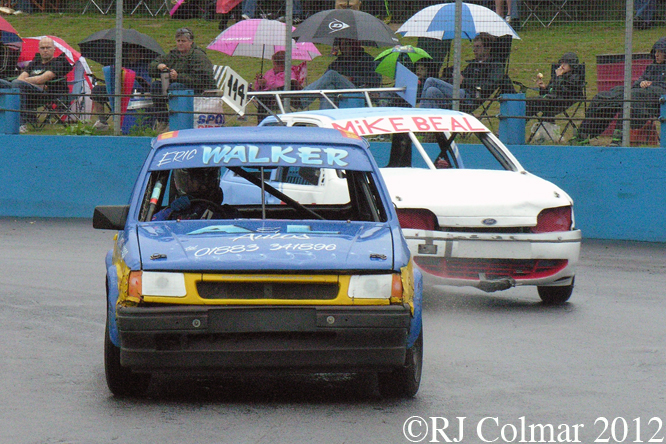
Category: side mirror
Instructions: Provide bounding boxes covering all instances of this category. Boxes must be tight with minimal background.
[92,205,129,230]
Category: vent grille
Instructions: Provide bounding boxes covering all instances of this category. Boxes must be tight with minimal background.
[197,282,339,300]
[414,257,568,280]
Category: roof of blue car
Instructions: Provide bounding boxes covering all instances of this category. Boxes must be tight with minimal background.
[152,126,368,149]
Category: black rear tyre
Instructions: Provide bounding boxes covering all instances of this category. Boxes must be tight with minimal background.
[378,328,423,398]
[104,314,151,397]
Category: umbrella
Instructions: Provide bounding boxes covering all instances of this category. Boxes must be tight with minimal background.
[78,28,165,67]
[375,45,431,78]
[169,0,185,17]
[208,19,321,71]
[293,9,400,47]
[0,16,22,51]
[397,2,520,41]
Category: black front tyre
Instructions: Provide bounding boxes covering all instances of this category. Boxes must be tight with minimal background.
[104,315,151,397]
[377,328,423,398]
[538,277,575,305]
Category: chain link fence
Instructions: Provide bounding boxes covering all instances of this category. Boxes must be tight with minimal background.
[0,0,662,144]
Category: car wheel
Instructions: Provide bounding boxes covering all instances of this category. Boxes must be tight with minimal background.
[104,313,151,397]
[538,277,575,305]
[377,328,423,398]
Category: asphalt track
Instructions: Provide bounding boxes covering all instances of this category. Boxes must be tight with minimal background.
[1,217,665,444]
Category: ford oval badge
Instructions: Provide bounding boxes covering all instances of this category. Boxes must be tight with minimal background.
[482,218,497,226]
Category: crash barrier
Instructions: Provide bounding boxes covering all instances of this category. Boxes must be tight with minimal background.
[0,131,665,243]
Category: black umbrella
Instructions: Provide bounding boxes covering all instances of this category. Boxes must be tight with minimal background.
[78,28,165,67]
[293,9,399,47]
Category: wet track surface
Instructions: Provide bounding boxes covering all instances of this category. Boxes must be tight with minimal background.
[1,218,665,444]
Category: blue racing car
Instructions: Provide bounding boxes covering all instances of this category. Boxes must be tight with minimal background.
[93,126,423,398]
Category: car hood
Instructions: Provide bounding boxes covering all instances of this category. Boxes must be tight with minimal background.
[135,220,395,272]
[379,168,573,228]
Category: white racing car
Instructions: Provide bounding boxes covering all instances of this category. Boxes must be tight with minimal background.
[250,107,581,304]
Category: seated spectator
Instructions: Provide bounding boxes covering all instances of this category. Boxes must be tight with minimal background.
[573,37,666,146]
[252,50,303,122]
[419,33,505,112]
[525,51,585,123]
[149,28,214,133]
[253,51,300,92]
[0,37,72,134]
[300,38,381,110]
[90,49,152,131]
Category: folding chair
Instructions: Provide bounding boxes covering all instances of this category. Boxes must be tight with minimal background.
[30,79,83,129]
[81,0,113,14]
[526,62,586,143]
[521,0,578,28]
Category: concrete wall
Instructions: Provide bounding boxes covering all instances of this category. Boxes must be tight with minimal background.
[1,134,664,242]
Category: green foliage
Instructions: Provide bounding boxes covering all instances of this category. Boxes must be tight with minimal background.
[57,120,97,135]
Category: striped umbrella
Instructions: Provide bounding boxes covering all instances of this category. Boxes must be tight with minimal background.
[208,19,321,72]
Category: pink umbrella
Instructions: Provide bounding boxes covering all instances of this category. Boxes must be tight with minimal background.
[169,0,185,17]
[208,19,321,71]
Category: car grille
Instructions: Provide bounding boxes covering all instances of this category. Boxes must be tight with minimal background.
[197,282,339,300]
[414,257,568,280]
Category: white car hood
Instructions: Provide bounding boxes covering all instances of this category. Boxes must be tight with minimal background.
[379,168,573,228]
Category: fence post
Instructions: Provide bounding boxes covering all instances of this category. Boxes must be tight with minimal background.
[659,96,666,148]
[169,90,194,131]
[0,89,20,135]
[499,93,526,145]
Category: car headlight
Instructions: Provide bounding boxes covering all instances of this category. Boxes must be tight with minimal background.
[129,271,187,297]
[348,274,402,299]
[532,206,573,233]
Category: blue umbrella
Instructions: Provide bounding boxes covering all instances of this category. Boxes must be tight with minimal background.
[397,2,520,41]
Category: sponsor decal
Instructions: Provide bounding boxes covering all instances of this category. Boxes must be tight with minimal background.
[330,115,487,136]
[328,19,350,33]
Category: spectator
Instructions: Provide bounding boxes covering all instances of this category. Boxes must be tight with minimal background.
[90,48,152,131]
[573,37,666,146]
[149,27,214,133]
[299,38,381,109]
[241,0,304,22]
[253,51,300,92]
[525,51,585,125]
[419,33,505,112]
[0,36,72,134]
[335,0,361,10]
[252,50,303,122]
[495,0,513,22]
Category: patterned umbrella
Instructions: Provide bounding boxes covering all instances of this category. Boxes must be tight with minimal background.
[209,19,321,61]
[0,16,22,51]
[397,2,520,41]
[293,8,399,47]
[208,19,320,72]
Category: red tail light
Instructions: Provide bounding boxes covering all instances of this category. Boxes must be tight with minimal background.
[532,206,572,233]
[397,209,437,230]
